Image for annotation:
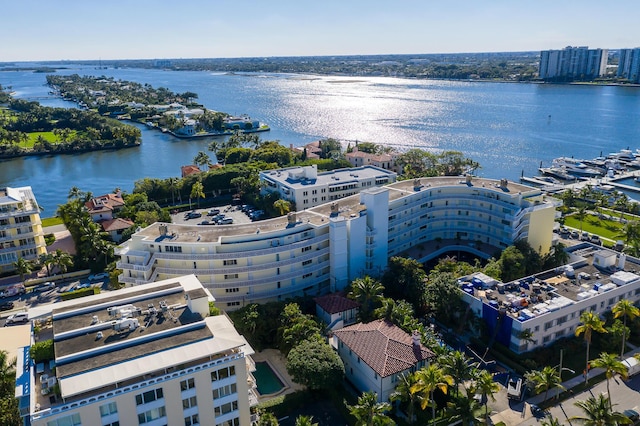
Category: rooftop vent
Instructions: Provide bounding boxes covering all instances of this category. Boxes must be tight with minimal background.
[96,331,103,340]
[91,315,99,325]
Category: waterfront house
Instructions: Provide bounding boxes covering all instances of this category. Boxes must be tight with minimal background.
[333,319,435,402]
[181,165,202,178]
[84,192,125,222]
[345,146,399,173]
[101,217,135,243]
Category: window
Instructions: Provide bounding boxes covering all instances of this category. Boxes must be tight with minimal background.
[223,259,237,266]
[544,321,553,331]
[47,414,81,426]
[226,301,240,307]
[543,336,551,343]
[180,378,195,391]
[104,423,120,426]
[213,383,237,399]
[302,246,312,252]
[224,274,238,280]
[302,273,312,279]
[165,245,182,253]
[135,388,164,405]
[185,414,200,426]
[100,402,118,417]
[182,396,197,409]
[302,259,312,266]
[225,288,239,293]
[138,406,166,424]
[211,366,236,382]
[216,418,240,426]
[214,401,238,416]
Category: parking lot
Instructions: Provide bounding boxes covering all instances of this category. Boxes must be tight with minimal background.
[170,204,263,226]
[1,275,110,327]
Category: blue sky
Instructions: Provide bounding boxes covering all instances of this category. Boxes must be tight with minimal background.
[2,0,639,61]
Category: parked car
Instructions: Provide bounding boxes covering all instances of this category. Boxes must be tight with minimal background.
[250,210,265,220]
[33,282,56,293]
[590,235,602,245]
[624,408,640,424]
[88,272,109,281]
[5,312,29,325]
[580,231,590,241]
[199,220,211,225]
[207,208,221,216]
[570,231,579,239]
[73,283,92,291]
[185,211,202,219]
[1,284,25,298]
[0,301,14,311]
[218,218,234,225]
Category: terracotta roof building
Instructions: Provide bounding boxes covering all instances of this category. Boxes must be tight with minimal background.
[333,319,435,401]
[181,164,201,178]
[100,217,135,243]
[84,192,125,222]
[314,293,359,330]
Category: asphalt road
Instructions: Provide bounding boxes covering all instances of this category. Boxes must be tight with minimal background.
[517,374,640,425]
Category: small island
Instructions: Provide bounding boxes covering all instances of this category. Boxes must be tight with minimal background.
[46,74,270,138]
[0,84,141,158]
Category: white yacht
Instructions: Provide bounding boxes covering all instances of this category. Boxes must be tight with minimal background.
[551,157,603,177]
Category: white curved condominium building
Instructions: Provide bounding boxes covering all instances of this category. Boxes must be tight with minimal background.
[116,176,558,309]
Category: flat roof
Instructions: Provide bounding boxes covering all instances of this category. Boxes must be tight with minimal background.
[261,165,395,190]
[51,277,212,379]
[462,246,640,322]
[127,176,540,246]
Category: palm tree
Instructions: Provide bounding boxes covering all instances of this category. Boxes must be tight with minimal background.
[273,199,292,216]
[190,181,205,209]
[438,350,478,398]
[524,366,563,403]
[0,350,20,425]
[411,364,453,425]
[575,204,588,232]
[619,221,640,257]
[52,249,73,281]
[590,352,628,410]
[541,416,564,426]
[294,415,318,426]
[570,394,631,425]
[168,177,179,206]
[193,151,210,171]
[446,395,483,426]
[39,252,55,277]
[390,372,422,424]
[67,186,83,200]
[346,391,395,426]
[575,311,608,385]
[517,328,536,351]
[348,276,385,321]
[472,369,500,420]
[12,257,33,286]
[613,299,640,357]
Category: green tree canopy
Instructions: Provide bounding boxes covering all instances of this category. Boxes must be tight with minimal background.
[286,339,345,390]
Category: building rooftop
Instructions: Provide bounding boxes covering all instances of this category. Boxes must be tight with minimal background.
[30,276,251,413]
[261,165,395,190]
[315,293,360,315]
[84,193,124,214]
[334,319,435,377]
[123,175,544,247]
[461,245,640,323]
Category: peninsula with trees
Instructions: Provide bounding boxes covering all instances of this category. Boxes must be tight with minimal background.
[46,74,269,137]
[0,84,141,158]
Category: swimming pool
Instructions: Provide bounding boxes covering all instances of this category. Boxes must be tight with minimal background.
[254,361,285,395]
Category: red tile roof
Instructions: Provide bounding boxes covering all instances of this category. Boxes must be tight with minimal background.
[334,319,434,377]
[100,218,134,232]
[85,193,125,214]
[314,293,360,314]
[181,165,201,177]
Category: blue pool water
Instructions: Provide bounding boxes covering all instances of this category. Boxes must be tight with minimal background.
[254,361,284,395]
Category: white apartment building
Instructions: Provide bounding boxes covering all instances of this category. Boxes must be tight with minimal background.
[461,245,640,354]
[17,275,257,426]
[116,175,558,310]
[539,46,608,80]
[617,48,640,83]
[259,165,397,210]
[0,186,47,274]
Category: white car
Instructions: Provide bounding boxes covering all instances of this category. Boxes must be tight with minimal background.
[5,312,29,325]
[88,272,109,282]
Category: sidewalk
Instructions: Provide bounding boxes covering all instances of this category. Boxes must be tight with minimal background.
[527,346,639,406]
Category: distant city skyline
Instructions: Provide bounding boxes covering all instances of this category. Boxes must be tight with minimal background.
[2,0,640,62]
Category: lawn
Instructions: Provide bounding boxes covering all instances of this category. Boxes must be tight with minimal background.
[41,217,63,227]
[564,213,623,240]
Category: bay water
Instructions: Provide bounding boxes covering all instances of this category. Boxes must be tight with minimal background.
[1,65,639,216]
